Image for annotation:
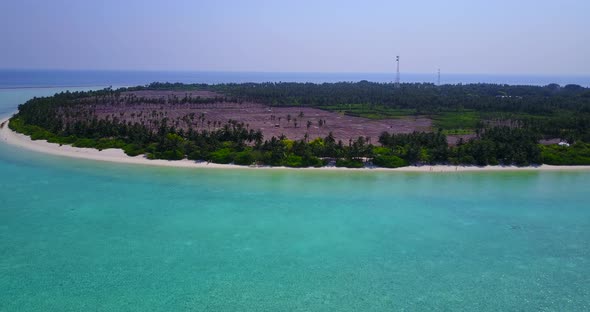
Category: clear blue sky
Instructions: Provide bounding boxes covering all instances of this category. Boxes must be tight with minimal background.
[1,0,588,74]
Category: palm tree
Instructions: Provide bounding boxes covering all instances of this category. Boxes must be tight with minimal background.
[254,130,263,148]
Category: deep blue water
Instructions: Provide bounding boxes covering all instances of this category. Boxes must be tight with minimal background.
[1,69,589,88]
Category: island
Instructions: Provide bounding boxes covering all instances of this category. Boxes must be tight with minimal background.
[5,81,590,169]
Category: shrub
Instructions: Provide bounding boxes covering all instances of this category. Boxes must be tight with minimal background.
[123,144,145,157]
[283,154,304,167]
[209,148,234,164]
[161,149,184,160]
[373,155,407,168]
[335,158,364,168]
[234,150,255,165]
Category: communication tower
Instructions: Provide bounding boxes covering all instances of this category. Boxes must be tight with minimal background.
[395,56,400,88]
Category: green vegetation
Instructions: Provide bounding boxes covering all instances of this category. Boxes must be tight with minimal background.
[9,117,128,151]
[541,143,590,165]
[431,111,480,132]
[9,82,590,168]
[372,147,408,168]
[319,104,415,119]
[450,127,541,166]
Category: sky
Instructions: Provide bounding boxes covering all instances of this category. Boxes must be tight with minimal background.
[0,0,588,75]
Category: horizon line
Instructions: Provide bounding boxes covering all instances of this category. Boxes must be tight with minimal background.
[0,68,588,77]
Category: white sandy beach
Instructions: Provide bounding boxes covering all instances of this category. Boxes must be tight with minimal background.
[2,117,590,172]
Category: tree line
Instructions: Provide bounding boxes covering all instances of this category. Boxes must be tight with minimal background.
[128,81,590,113]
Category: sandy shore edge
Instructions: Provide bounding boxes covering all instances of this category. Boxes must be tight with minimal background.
[2,117,590,172]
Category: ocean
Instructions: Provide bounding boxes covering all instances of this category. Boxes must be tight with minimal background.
[1,69,589,88]
[1,82,589,311]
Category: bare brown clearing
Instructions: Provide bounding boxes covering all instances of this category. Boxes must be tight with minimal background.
[67,90,444,143]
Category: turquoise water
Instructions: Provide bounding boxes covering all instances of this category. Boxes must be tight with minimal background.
[1,88,590,311]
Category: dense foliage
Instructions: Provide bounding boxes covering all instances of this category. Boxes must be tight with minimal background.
[143,81,590,114]
[9,82,590,167]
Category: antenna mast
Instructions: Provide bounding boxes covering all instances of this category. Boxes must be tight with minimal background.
[395,56,400,88]
[437,68,441,86]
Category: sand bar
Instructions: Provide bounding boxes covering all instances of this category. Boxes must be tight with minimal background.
[2,117,590,172]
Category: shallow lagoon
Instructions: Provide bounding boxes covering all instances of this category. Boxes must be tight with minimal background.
[1,141,590,311]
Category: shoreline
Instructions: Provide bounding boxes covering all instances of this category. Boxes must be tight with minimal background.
[2,117,590,172]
